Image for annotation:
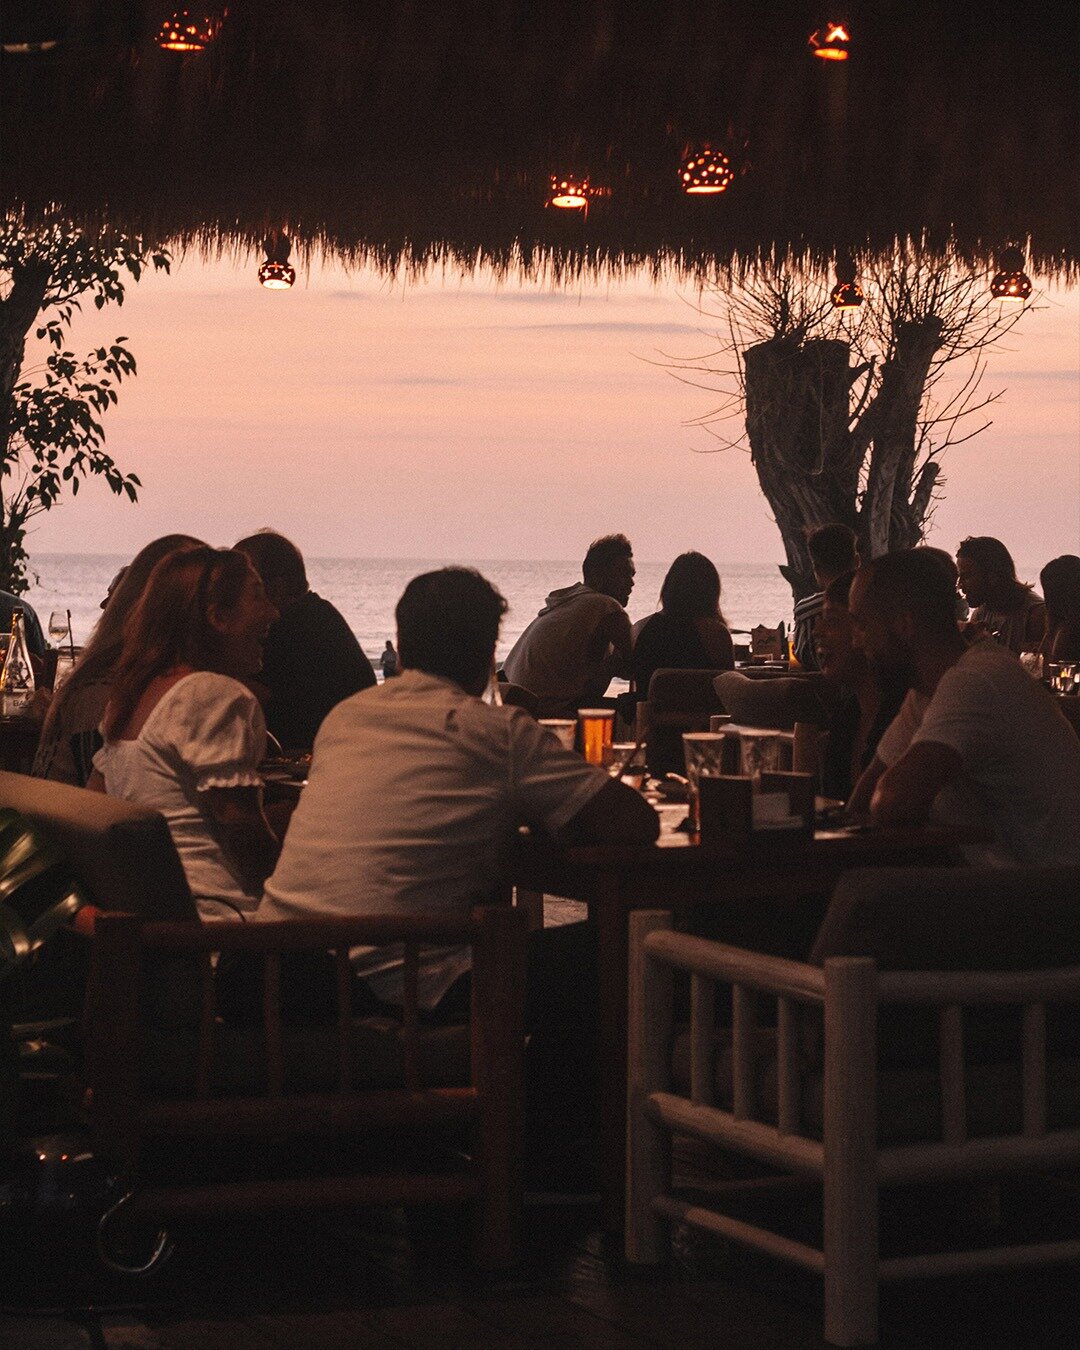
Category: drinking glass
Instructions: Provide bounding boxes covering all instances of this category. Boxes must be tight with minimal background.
[538,718,576,752]
[578,709,615,766]
[48,611,71,646]
[681,731,728,833]
[739,730,783,783]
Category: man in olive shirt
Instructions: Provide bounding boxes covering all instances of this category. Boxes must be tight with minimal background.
[235,531,375,751]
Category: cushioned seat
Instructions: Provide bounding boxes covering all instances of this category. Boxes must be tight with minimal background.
[143,1017,471,1099]
[644,668,726,776]
[714,670,837,730]
[0,770,197,922]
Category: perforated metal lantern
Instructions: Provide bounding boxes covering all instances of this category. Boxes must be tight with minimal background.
[157,9,224,53]
[548,175,590,209]
[989,247,1033,301]
[679,147,734,195]
[809,21,851,61]
[830,256,863,309]
[258,233,296,289]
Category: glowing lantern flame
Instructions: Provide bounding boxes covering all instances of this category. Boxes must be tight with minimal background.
[258,234,295,290]
[809,21,850,61]
[679,146,735,195]
[831,256,863,309]
[830,281,863,309]
[548,175,590,209]
[989,247,1032,301]
[157,9,224,53]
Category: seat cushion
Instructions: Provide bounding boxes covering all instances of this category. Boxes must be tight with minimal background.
[0,771,197,922]
[714,671,836,730]
[143,1017,471,1098]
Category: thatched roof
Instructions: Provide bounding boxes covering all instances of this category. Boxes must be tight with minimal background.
[3,1,1077,280]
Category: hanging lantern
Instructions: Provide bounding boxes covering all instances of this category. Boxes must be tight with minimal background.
[809,21,850,61]
[548,175,591,210]
[678,146,735,195]
[157,8,225,53]
[831,256,863,309]
[989,247,1033,301]
[258,234,296,290]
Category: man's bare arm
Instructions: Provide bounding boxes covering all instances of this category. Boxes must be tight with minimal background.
[562,779,660,846]
[870,741,962,828]
[845,755,885,819]
[592,607,634,679]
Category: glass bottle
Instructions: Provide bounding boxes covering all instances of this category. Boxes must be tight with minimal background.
[1,610,36,715]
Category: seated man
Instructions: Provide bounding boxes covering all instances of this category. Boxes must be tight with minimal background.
[847,549,1080,865]
[502,534,635,717]
[258,567,658,1142]
[235,531,376,750]
[956,534,1046,655]
[791,523,860,671]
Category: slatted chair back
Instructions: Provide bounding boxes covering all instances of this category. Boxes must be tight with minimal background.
[86,906,526,1269]
[627,870,1080,1346]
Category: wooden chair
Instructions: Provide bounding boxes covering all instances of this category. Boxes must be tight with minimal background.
[86,906,526,1271]
[626,866,1080,1346]
[644,668,726,776]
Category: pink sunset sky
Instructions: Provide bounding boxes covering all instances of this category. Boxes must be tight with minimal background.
[24,253,1080,570]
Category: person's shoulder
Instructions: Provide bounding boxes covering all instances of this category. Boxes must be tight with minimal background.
[299,590,354,631]
[174,670,260,711]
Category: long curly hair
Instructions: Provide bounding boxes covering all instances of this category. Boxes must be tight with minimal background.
[103,546,252,740]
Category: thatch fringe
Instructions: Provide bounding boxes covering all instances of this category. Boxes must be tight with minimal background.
[3,1,1076,280]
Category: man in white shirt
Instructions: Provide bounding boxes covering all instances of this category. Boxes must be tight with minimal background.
[846,549,1080,865]
[502,534,636,717]
[259,567,657,1166]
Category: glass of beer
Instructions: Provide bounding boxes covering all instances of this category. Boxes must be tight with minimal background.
[578,708,615,766]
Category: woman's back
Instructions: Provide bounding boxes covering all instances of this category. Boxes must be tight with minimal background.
[632,611,733,694]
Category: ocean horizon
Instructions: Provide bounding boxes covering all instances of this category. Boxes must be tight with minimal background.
[21,552,803,664]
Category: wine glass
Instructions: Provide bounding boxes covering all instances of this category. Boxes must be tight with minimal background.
[48,611,71,647]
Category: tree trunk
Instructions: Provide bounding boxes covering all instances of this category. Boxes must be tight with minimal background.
[744,335,858,598]
[858,316,943,557]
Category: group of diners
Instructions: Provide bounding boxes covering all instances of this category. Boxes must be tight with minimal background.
[10,527,1080,1141]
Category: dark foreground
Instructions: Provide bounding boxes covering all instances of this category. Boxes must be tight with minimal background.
[3,1179,1078,1350]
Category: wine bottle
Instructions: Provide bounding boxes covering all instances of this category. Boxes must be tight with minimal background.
[1,610,36,715]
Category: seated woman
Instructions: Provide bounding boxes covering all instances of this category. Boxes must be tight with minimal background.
[632,551,734,696]
[33,534,202,786]
[88,546,281,921]
[1040,555,1080,663]
[816,571,908,802]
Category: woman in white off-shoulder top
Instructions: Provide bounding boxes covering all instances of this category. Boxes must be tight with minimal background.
[89,546,281,921]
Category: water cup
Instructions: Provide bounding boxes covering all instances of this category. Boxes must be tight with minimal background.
[709,714,732,733]
[681,731,729,834]
[538,718,576,752]
[738,729,784,783]
[578,708,615,766]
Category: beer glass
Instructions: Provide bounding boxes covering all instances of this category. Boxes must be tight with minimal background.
[578,708,615,766]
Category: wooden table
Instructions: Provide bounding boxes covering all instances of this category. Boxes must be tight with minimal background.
[511,808,976,1232]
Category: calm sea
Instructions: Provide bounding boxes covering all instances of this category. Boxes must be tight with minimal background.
[22,554,797,664]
